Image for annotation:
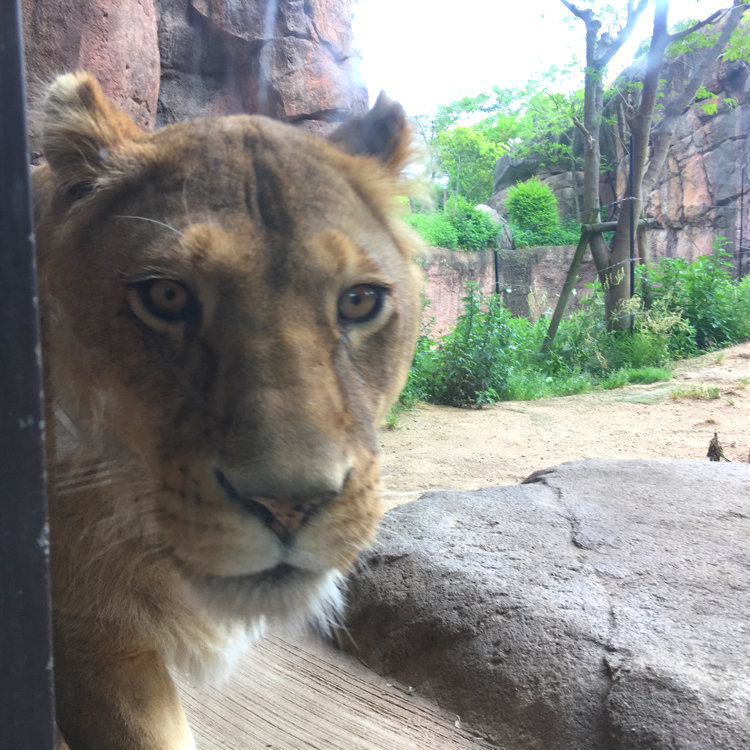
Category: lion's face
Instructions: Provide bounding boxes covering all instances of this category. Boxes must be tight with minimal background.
[36,74,421,627]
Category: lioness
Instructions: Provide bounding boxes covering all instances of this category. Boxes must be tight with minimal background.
[33,73,422,749]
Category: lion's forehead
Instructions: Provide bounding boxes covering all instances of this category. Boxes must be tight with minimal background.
[151,115,359,211]
[119,120,401,283]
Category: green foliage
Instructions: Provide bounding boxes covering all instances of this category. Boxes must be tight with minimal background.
[405,212,458,249]
[504,179,581,247]
[694,84,738,115]
[664,16,750,112]
[506,177,559,234]
[406,198,498,251]
[415,64,584,207]
[445,197,499,250]
[637,237,750,351]
[435,126,507,203]
[724,16,750,62]
[402,248,750,408]
[512,218,582,249]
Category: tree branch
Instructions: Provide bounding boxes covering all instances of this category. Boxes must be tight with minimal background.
[666,9,725,43]
[559,0,592,23]
[598,0,651,68]
[572,115,595,149]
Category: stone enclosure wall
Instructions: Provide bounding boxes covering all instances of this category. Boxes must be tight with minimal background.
[424,246,597,335]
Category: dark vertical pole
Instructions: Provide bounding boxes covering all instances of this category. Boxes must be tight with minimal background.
[493,249,500,296]
[0,2,57,748]
[740,166,745,280]
[629,134,635,333]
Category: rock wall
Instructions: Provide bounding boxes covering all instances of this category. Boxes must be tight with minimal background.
[423,246,596,333]
[22,0,366,155]
[636,61,749,266]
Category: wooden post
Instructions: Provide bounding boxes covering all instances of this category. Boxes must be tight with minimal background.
[541,217,660,354]
[0,2,57,747]
[541,227,591,354]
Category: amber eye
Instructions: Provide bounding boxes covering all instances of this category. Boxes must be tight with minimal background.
[134,279,198,324]
[338,284,386,323]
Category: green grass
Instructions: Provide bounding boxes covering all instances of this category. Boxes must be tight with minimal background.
[601,367,672,389]
[669,385,721,400]
[384,401,410,429]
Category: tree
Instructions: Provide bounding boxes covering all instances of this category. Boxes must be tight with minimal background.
[436,125,507,203]
[561,0,748,330]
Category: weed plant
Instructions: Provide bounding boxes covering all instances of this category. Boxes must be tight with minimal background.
[403,243,750,408]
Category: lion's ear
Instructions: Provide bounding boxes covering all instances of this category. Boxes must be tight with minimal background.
[40,72,144,197]
[329,92,411,172]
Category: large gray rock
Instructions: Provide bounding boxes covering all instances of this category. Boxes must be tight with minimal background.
[345,459,750,749]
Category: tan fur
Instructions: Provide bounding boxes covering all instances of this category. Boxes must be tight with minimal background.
[34,73,422,750]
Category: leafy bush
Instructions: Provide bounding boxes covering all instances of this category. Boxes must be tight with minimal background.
[445,196,499,250]
[637,238,748,351]
[405,212,458,249]
[406,197,498,251]
[504,180,581,248]
[506,177,559,238]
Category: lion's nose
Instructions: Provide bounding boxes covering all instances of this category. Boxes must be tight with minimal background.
[214,469,340,543]
[244,491,337,542]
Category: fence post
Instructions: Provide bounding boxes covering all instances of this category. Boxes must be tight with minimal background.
[740,166,745,280]
[629,134,635,333]
[0,2,57,747]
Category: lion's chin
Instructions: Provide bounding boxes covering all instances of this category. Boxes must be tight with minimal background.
[188,565,346,635]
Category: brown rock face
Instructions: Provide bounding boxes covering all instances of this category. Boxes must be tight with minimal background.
[157,0,367,131]
[23,0,160,153]
[23,0,367,154]
[642,63,750,264]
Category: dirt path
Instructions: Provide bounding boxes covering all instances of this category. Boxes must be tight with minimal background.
[379,341,750,509]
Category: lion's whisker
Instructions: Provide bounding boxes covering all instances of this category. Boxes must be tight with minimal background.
[114,214,185,238]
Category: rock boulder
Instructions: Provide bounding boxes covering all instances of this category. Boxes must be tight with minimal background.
[345,458,750,749]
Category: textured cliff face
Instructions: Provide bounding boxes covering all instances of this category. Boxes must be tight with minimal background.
[23,0,367,154]
[637,61,750,266]
[23,0,161,150]
[490,59,750,272]
[156,0,367,130]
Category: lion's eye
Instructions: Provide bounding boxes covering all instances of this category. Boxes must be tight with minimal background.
[338,285,386,324]
[135,279,197,323]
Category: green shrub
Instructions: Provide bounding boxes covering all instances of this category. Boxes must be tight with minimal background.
[406,197,498,251]
[445,196,499,250]
[405,212,458,248]
[506,177,559,239]
[637,238,745,351]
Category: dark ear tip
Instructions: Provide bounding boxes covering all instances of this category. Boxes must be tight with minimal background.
[329,92,409,167]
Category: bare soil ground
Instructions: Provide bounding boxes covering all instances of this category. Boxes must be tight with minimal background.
[379,341,750,509]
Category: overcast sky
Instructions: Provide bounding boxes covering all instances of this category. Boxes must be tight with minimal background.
[352,0,733,116]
